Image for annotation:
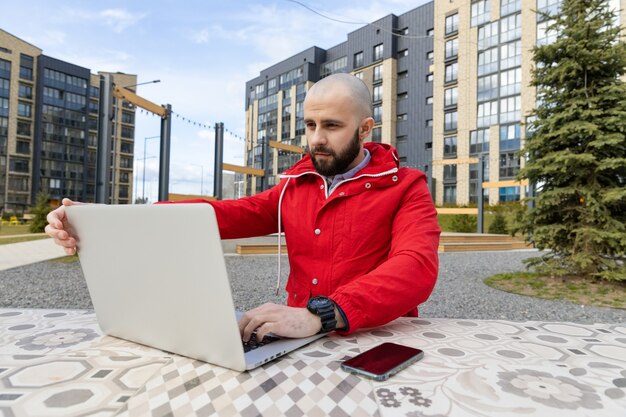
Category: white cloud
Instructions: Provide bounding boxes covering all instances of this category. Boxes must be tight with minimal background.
[189,28,210,44]
[99,9,146,33]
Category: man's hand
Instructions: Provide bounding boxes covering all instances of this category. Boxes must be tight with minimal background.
[44,198,83,255]
[239,303,322,342]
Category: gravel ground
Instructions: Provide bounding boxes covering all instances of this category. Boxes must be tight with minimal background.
[1,251,625,324]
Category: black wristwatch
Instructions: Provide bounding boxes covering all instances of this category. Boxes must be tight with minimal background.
[307,296,337,333]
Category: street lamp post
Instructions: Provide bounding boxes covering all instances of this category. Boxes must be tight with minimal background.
[142,136,160,202]
[191,164,204,196]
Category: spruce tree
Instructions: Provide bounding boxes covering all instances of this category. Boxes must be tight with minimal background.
[520,0,626,281]
[29,193,52,233]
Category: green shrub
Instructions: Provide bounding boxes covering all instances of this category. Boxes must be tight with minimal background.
[488,212,508,234]
[450,214,477,233]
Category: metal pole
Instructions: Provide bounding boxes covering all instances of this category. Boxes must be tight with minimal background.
[261,136,269,191]
[158,104,172,202]
[142,136,159,202]
[142,137,147,202]
[214,122,224,200]
[477,154,485,234]
[96,74,113,203]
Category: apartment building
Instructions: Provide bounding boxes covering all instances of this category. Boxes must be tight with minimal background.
[0,29,136,213]
[432,0,625,206]
[244,2,434,195]
[244,0,625,204]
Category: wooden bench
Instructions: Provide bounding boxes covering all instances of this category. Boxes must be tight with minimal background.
[236,244,287,255]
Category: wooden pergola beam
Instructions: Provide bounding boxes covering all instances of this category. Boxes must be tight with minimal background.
[223,163,265,176]
[113,86,167,118]
[269,140,305,154]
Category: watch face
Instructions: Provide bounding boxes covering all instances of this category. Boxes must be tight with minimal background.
[309,296,331,310]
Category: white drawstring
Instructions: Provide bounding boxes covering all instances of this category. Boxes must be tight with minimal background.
[276,177,291,295]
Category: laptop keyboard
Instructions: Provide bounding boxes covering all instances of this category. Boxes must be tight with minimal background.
[243,332,281,353]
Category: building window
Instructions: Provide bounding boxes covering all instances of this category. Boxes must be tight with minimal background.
[470,129,490,154]
[0,97,8,117]
[267,77,277,90]
[398,70,408,79]
[445,38,459,60]
[444,185,457,204]
[499,186,520,202]
[373,85,383,102]
[445,13,459,35]
[17,102,31,118]
[354,72,363,80]
[397,49,408,58]
[0,78,9,97]
[320,56,348,77]
[19,66,33,81]
[426,73,434,82]
[426,50,434,63]
[373,44,384,61]
[17,121,31,136]
[397,113,408,121]
[477,100,498,127]
[426,119,433,127]
[444,136,457,158]
[10,158,29,173]
[426,96,433,105]
[18,84,32,99]
[354,51,364,68]
[445,87,458,107]
[444,111,458,132]
[500,152,520,178]
[16,141,30,154]
[478,47,499,76]
[471,0,491,27]
[500,124,521,150]
[501,0,521,16]
[444,164,457,182]
[537,19,558,45]
[0,59,10,73]
[500,95,521,123]
[478,21,499,50]
[398,92,408,100]
[373,105,382,124]
[500,13,522,43]
[445,62,458,84]
[255,83,264,95]
[426,28,434,37]
[477,74,499,101]
[500,67,521,97]
[371,127,382,142]
[500,40,522,70]
[537,0,561,15]
[373,65,383,82]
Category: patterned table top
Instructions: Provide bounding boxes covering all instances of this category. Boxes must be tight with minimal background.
[0,308,624,417]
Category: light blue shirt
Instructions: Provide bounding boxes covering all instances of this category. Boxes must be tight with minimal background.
[325,149,371,195]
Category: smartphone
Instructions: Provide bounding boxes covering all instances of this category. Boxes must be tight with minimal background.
[341,342,424,381]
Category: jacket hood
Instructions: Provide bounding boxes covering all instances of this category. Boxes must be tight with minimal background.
[282,142,400,177]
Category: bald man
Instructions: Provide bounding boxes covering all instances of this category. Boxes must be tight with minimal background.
[46,74,441,342]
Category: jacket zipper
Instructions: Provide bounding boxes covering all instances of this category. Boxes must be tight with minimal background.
[280,167,398,199]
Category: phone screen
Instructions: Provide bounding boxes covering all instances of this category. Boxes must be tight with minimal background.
[341,342,423,378]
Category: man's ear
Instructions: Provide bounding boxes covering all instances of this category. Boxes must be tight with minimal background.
[359,117,375,140]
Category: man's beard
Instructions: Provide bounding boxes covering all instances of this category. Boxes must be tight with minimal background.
[310,129,361,177]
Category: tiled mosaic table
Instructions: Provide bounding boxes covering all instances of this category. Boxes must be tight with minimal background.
[0,309,625,417]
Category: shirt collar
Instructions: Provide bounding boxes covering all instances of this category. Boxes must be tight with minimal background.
[325,149,371,192]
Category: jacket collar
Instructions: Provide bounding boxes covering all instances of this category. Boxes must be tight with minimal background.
[281,142,399,178]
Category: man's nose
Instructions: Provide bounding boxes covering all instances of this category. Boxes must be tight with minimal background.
[308,127,326,147]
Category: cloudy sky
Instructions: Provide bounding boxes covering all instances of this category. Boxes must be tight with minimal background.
[2,0,428,201]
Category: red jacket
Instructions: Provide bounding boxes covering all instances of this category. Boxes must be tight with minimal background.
[175,142,440,334]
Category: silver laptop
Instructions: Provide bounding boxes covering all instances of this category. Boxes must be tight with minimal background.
[65,203,325,371]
